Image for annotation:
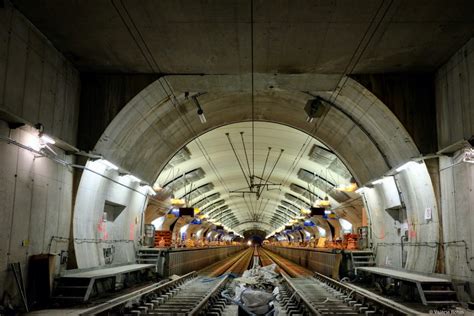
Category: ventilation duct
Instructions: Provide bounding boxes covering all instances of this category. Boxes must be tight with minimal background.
[308,144,335,168]
[297,169,350,203]
[328,159,351,179]
[279,203,299,215]
[208,205,229,217]
[290,183,322,201]
[162,147,191,171]
[284,193,310,209]
[164,168,206,191]
[202,199,225,214]
[193,192,221,209]
[181,182,214,202]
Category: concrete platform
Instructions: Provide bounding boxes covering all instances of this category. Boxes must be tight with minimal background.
[357,267,449,283]
[54,264,155,302]
[358,267,458,305]
[62,264,155,279]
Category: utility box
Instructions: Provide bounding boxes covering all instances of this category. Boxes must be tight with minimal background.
[144,224,155,247]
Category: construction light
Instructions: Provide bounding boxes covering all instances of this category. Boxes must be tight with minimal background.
[462,148,474,163]
[170,198,185,205]
[40,134,55,145]
[192,95,207,124]
[198,109,207,124]
[300,208,311,215]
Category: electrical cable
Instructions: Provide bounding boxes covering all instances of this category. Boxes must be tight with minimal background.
[240,132,252,179]
[280,0,394,195]
[226,133,251,189]
[250,0,255,179]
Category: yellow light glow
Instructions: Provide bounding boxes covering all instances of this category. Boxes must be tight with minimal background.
[300,208,311,215]
[170,198,185,205]
[335,182,358,192]
[314,196,331,208]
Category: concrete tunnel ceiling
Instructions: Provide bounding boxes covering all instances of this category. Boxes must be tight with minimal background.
[23,0,467,235]
[154,121,357,233]
[93,74,421,235]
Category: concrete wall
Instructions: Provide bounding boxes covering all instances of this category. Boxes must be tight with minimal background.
[0,1,80,145]
[436,38,474,296]
[73,160,149,269]
[353,74,437,155]
[0,123,75,305]
[436,38,474,149]
[363,162,439,273]
[0,2,80,306]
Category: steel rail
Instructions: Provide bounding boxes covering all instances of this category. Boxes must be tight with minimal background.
[188,275,230,315]
[79,271,197,315]
[281,271,323,316]
[313,272,418,315]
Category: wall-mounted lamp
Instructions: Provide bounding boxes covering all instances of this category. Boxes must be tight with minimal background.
[462,148,474,163]
[40,134,55,145]
[192,96,206,124]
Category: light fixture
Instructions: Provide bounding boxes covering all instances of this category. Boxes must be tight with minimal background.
[335,177,358,192]
[192,95,207,124]
[40,134,55,145]
[300,208,311,215]
[170,198,185,205]
[98,159,119,170]
[314,196,331,208]
[324,210,331,215]
[462,148,474,163]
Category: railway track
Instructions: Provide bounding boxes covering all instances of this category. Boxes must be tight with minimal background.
[80,248,254,315]
[259,247,420,315]
[79,246,422,315]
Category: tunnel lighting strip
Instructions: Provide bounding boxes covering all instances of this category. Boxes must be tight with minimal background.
[0,134,154,197]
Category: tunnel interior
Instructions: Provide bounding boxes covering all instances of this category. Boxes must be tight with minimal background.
[0,0,473,311]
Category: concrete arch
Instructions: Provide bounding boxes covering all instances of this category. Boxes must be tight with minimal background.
[73,74,439,273]
[94,74,419,185]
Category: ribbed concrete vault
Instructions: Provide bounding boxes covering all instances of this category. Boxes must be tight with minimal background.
[155,121,356,233]
[93,74,420,235]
